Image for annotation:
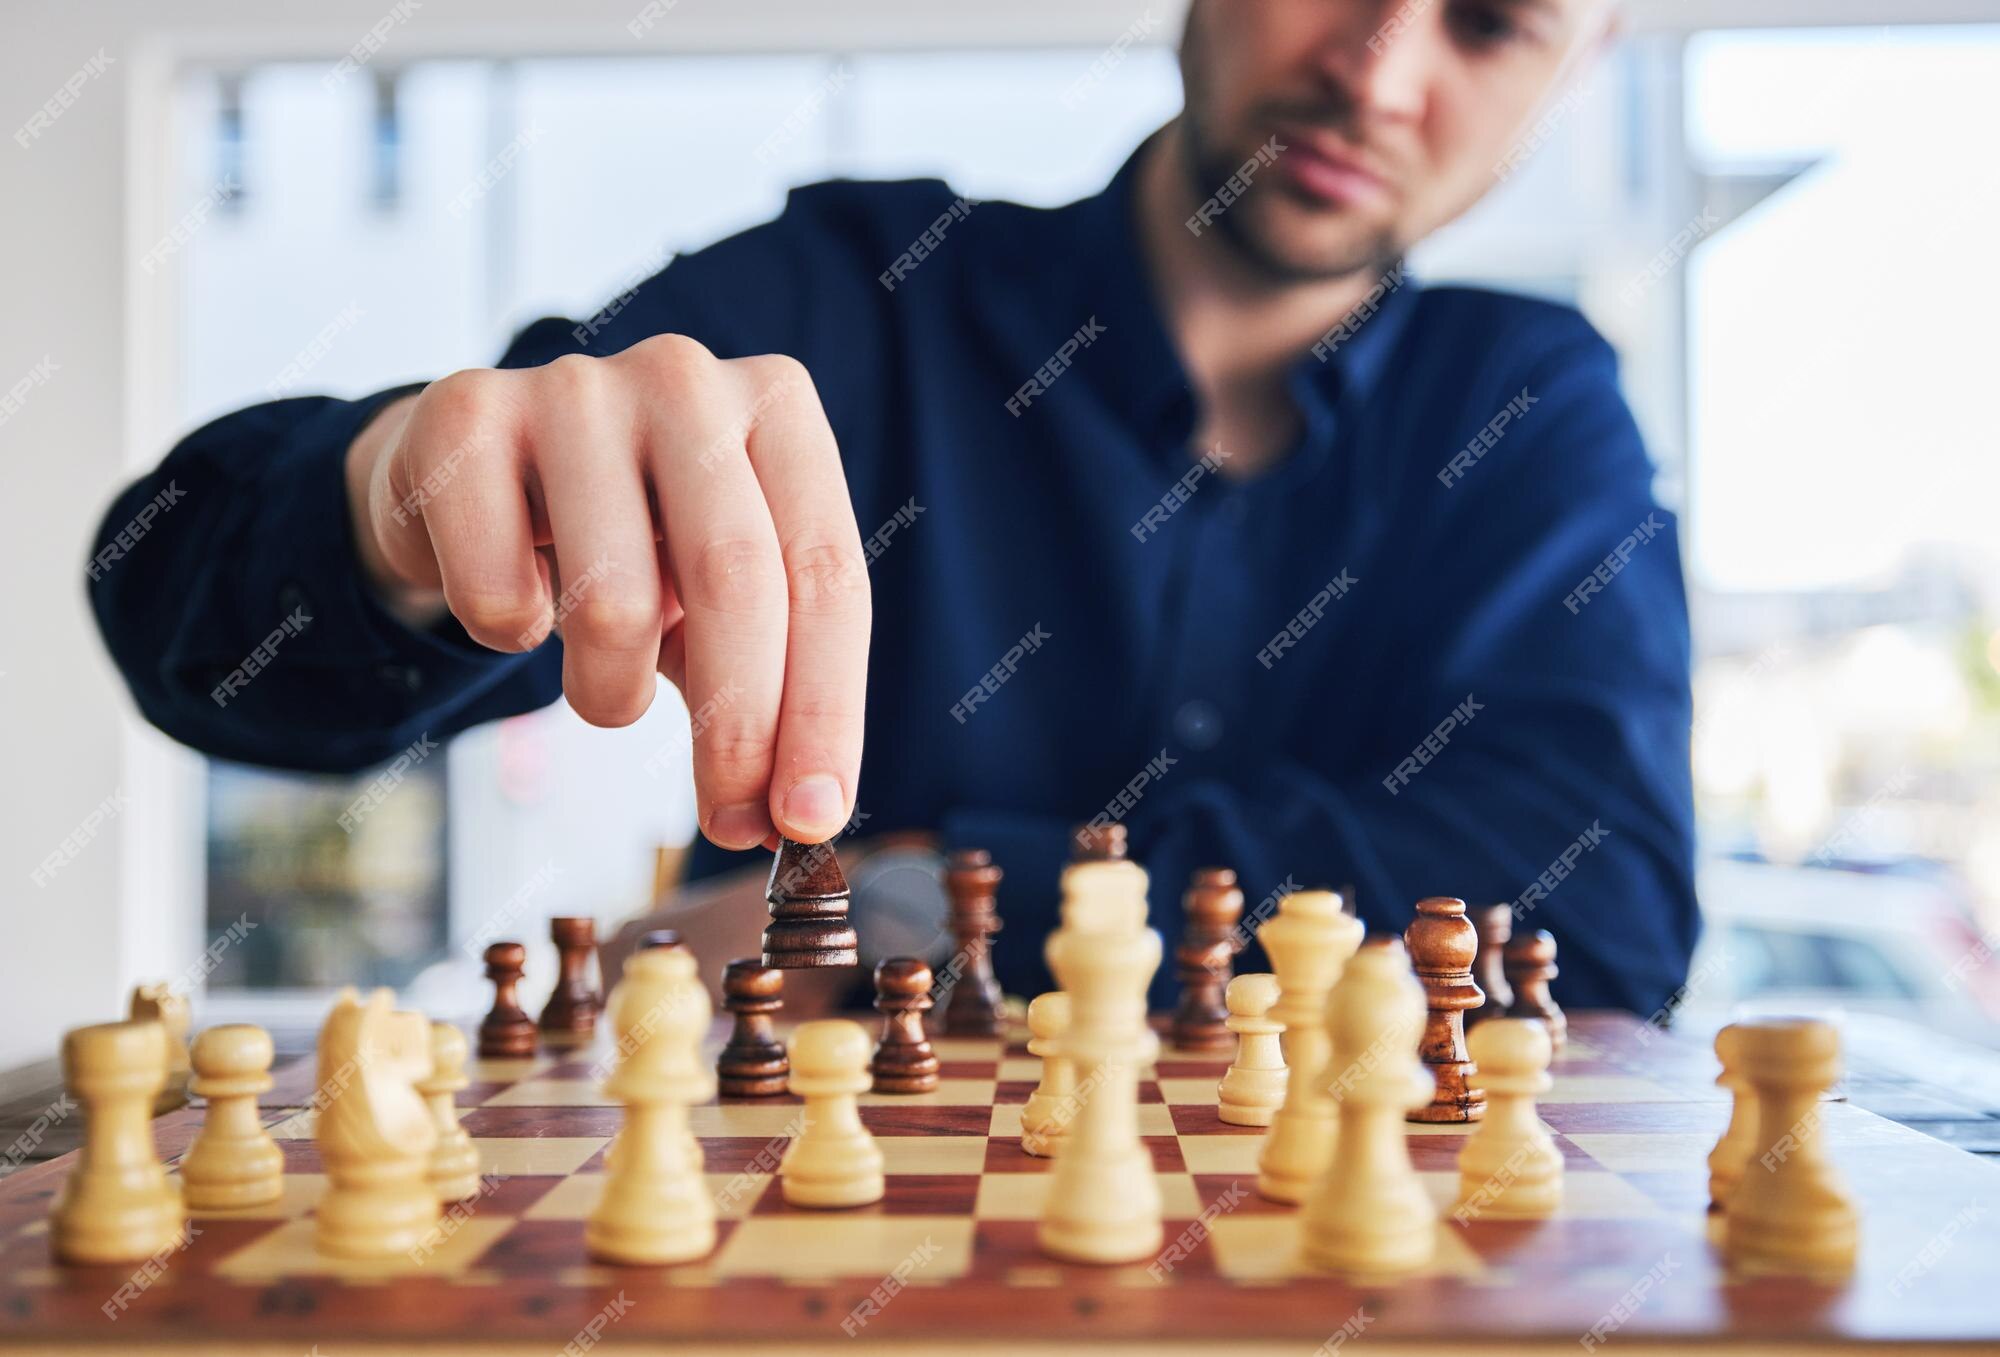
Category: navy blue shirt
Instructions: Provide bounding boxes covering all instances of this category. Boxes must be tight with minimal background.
[88,152,1697,1013]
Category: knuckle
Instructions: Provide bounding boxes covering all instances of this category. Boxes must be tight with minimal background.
[626,332,715,385]
[449,583,545,643]
[689,536,784,615]
[538,352,604,405]
[421,368,502,430]
[784,540,869,615]
[700,712,777,777]
[565,581,659,646]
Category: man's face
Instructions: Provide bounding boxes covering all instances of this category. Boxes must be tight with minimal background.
[1178,0,1612,279]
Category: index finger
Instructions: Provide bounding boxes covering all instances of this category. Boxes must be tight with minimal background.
[734,355,871,843]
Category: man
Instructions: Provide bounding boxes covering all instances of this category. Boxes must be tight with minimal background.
[88,0,1696,1011]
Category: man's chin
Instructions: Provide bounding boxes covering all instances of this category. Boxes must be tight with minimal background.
[1221,206,1402,283]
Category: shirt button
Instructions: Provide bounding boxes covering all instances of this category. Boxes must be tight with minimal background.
[1174,699,1223,751]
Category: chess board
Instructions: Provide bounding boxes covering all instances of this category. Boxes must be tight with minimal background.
[3,1012,1998,1353]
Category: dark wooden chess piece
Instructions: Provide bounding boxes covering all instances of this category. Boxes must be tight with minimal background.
[941,849,1005,1037]
[1071,821,1128,862]
[761,837,858,969]
[870,957,941,1095]
[717,959,789,1098]
[1403,896,1486,1123]
[538,917,601,1046]
[1170,867,1244,1052]
[1464,903,1515,1029]
[1504,928,1567,1052]
[478,941,539,1058]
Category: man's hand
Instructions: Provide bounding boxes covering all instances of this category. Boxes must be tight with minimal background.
[344,334,870,850]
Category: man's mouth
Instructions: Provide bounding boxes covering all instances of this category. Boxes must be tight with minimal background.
[1270,123,1393,210]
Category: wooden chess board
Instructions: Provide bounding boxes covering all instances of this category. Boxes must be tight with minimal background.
[3,1012,1998,1352]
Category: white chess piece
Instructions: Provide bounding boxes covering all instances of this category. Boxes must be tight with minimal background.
[50,1020,187,1264]
[1706,1023,1756,1209]
[1217,973,1286,1127]
[1453,1018,1561,1220]
[588,947,717,1261]
[182,1024,284,1210]
[1021,992,1075,1157]
[314,990,440,1259]
[418,1023,482,1204]
[1038,859,1164,1264]
[1723,1018,1857,1278]
[130,983,192,1112]
[781,1020,886,1208]
[1300,939,1436,1278]
[1255,890,1363,1202]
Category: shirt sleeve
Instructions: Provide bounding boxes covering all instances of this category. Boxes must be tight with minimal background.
[1124,326,1697,1016]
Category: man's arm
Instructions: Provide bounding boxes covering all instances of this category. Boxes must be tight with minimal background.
[87,212,872,850]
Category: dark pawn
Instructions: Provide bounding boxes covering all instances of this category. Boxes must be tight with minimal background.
[1504,929,1567,1052]
[1171,868,1244,1052]
[941,849,1006,1037]
[1464,904,1515,1028]
[717,959,789,1098]
[1070,822,1127,862]
[870,958,941,1095]
[762,837,859,969]
[1403,897,1486,1123]
[478,941,539,1058]
[538,917,601,1045]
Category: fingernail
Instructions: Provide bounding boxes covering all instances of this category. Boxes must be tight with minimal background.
[782,775,846,839]
[708,801,772,850]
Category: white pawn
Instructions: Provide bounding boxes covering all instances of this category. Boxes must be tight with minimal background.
[1021,992,1075,1157]
[1217,973,1287,1127]
[781,1020,885,1208]
[182,1024,284,1210]
[1724,1018,1857,1278]
[587,946,715,1262]
[314,990,439,1259]
[1453,1018,1561,1221]
[1706,1023,1756,1209]
[1300,939,1436,1278]
[1255,890,1364,1202]
[418,1023,482,1203]
[50,1020,187,1264]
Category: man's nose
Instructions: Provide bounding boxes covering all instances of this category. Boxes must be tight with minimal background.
[1317,1,1435,125]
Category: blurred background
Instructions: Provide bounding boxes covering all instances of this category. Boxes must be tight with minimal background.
[3,3,1998,1096]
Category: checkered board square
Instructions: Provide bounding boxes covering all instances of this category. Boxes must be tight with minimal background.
[2,1013,1998,1351]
